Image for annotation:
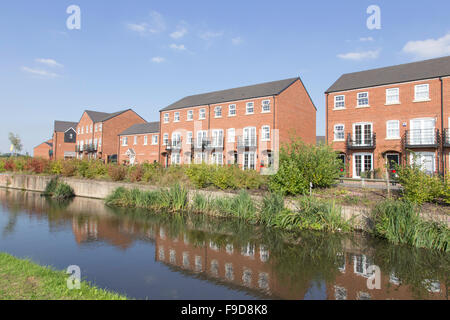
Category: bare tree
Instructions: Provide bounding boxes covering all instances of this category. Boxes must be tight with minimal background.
[8,132,23,156]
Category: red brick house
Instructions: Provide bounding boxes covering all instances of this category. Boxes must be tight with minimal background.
[52,121,78,160]
[159,77,316,171]
[33,139,53,159]
[326,56,450,178]
[118,122,160,165]
[75,109,146,163]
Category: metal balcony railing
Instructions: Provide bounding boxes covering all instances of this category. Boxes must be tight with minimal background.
[346,133,376,150]
[404,129,439,148]
[191,139,209,151]
[205,137,224,151]
[237,136,258,149]
[165,139,182,151]
[443,129,450,147]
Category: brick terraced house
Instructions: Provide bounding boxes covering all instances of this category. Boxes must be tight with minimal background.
[159,77,316,171]
[76,109,146,163]
[326,56,450,178]
[33,139,53,159]
[118,122,160,165]
[52,121,78,160]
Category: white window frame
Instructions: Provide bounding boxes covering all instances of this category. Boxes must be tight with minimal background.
[171,153,181,165]
[386,88,400,105]
[334,124,345,142]
[262,100,271,113]
[122,137,128,146]
[164,113,169,123]
[152,135,158,145]
[187,132,193,145]
[163,133,169,146]
[144,135,148,145]
[187,110,194,121]
[228,104,236,117]
[211,129,224,147]
[246,102,254,115]
[98,123,102,132]
[199,108,206,120]
[211,152,223,166]
[134,136,137,145]
[352,153,373,179]
[227,128,235,143]
[94,124,98,132]
[414,84,430,102]
[357,92,369,107]
[334,95,345,109]
[174,112,180,122]
[352,122,373,146]
[261,126,270,141]
[386,120,400,140]
[214,106,222,118]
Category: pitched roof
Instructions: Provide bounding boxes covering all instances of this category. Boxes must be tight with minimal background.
[326,55,450,93]
[54,121,78,132]
[119,122,160,136]
[160,77,300,112]
[85,109,131,123]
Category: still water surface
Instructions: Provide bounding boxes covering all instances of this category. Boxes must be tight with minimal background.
[0,189,448,300]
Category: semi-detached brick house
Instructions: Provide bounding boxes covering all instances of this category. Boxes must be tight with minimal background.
[159,77,316,171]
[325,55,450,179]
[52,121,77,160]
[76,109,146,163]
[118,122,160,165]
[33,139,53,159]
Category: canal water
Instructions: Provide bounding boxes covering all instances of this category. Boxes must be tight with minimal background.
[0,189,448,300]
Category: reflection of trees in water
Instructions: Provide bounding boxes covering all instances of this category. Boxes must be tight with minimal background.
[369,237,450,299]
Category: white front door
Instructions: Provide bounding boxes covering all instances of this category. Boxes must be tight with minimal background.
[412,152,435,175]
[353,153,373,178]
[243,152,256,170]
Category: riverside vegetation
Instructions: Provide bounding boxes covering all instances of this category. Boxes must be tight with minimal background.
[4,138,449,251]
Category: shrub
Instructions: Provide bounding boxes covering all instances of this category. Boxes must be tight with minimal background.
[107,165,127,181]
[50,160,63,175]
[0,159,5,173]
[269,138,341,195]
[53,182,75,199]
[44,177,59,195]
[4,159,16,172]
[128,165,144,182]
[61,160,78,177]
[396,163,443,204]
[26,158,49,174]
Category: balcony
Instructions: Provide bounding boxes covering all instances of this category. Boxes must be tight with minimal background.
[165,140,182,152]
[237,136,258,150]
[404,129,439,148]
[443,129,450,147]
[346,133,376,150]
[191,139,209,152]
[205,138,224,152]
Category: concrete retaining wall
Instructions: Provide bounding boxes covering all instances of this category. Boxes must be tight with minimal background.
[1,173,446,230]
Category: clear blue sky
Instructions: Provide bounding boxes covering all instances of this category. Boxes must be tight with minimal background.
[1,0,450,154]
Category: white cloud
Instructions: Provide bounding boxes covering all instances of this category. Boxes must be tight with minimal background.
[232,37,243,45]
[127,11,166,35]
[151,57,166,63]
[35,58,63,68]
[21,66,59,78]
[170,27,187,39]
[359,37,374,42]
[169,44,186,51]
[199,31,223,40]
[402,32,450,59]
[337,49,381,61]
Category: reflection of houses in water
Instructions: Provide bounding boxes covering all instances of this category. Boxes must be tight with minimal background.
[328,253,447,300]
[154,226,308,299]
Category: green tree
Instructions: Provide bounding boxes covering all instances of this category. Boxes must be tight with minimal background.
[8,132,23,156]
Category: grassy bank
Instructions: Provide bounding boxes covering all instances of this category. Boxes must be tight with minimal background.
[0,253,126,300]
[105,185,354,233]
[105,185,449,252]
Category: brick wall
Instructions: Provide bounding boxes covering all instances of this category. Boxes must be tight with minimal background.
[327,78,445,178]
[34,140,52,159]
[118,132,160,164]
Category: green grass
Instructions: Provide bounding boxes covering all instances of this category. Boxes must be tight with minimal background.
[0,253,126,300]
[372,200,449,252]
